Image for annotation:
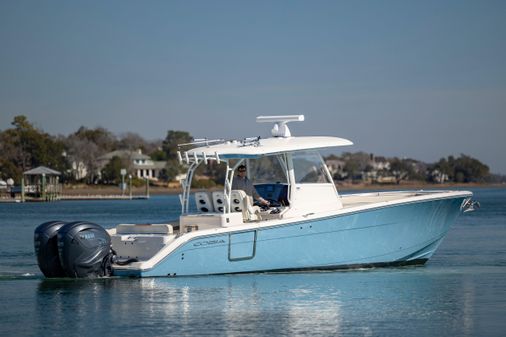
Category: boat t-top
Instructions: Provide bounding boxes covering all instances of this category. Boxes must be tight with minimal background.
[34,115,478,278]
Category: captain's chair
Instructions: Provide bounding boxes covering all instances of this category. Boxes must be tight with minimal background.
[231,190,261,221]
[195,192,214,213]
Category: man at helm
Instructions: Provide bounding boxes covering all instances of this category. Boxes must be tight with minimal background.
[232,164,270,206]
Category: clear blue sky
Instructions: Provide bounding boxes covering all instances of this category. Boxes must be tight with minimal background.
[1,1,505,173]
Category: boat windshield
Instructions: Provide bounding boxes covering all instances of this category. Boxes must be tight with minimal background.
[292,151,332,184]
[248,155,287,184]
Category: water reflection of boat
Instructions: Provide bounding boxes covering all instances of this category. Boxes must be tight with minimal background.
[33,271,476,337]
[35,115,478,278]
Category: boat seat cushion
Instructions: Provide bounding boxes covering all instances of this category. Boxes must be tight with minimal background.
[231,190,261,221]
[116,224,173,235]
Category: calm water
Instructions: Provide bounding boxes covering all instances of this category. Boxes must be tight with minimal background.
[0,188,505,337]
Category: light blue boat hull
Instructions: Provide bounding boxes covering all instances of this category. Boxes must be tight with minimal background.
[114,197,465,277]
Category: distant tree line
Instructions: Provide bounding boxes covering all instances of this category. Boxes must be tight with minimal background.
[0,115,194,184]
[326,151,498,184]
[0,115,502,185]
[431,155,491,183]
[1,116,68,183]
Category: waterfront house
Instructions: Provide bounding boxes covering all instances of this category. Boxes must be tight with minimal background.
[97,150,166,181]
[325,159,346,179]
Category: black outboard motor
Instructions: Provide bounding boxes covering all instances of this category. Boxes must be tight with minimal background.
[34,221,114,278]
[34,221,67,278]
[57,221,114,278]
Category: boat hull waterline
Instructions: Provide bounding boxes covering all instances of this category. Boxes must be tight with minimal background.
[114,194,468,277]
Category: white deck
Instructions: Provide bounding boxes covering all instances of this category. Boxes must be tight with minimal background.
[340,191,438,208]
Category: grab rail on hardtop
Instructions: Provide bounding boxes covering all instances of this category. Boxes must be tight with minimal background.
[176,115,305,214]
[176,138,239,214]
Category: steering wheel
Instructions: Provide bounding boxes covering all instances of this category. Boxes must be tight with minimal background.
[254,199,281,209]
[270,199,282,207]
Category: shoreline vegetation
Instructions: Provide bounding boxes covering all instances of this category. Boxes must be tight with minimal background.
[1,115,505,202]
[59,182,506,197]
[3,182,502,203]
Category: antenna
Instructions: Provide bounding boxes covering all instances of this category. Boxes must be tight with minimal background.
[256,115,305,138]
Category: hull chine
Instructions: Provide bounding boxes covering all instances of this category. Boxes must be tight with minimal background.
[226,258,430,275]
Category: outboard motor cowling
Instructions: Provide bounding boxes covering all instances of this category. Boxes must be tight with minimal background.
[34,221,67,278]
[57,221,113,278]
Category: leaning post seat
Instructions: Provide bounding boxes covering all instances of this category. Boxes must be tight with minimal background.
[231,190,261,221]
[115,223,174,235]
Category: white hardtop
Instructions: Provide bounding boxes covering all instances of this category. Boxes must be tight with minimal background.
[186,136,353,159]
[177,115,350,217]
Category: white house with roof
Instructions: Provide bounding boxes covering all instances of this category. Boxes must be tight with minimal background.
[97,150,166,180]
[325,158,346,178]
[371,156,391,171]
